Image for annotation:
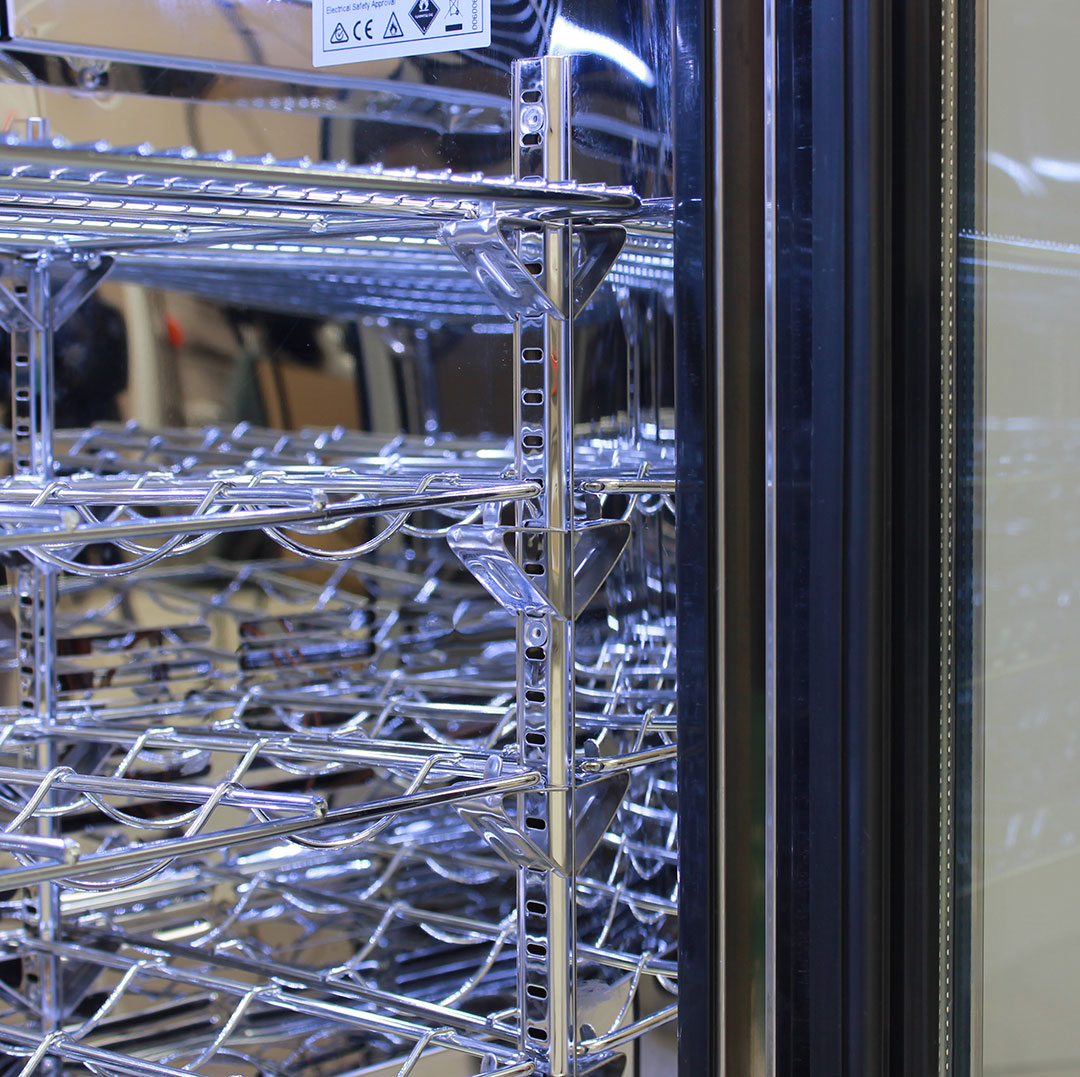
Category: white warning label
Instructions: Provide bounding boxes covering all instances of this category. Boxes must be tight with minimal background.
[313,0,490,68]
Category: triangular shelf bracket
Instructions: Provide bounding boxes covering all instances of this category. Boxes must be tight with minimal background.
[447,518,631,621]
[441,216,626,321]
[0,256,115,334]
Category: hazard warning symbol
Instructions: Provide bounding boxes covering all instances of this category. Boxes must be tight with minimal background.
[409,0,438,34]
[313,0,489,68]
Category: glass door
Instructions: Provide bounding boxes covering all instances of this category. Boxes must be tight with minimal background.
[944,2,1080,1072]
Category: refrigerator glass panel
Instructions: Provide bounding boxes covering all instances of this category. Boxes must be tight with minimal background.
[950,1,1080,1071]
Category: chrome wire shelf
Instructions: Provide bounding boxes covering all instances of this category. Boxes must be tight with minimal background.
[0,766,539,894]
[0,424,674,575]
[0,715,538,894]
[0,925,542,1077]
[0,807,673,1075]
[0,136,671,321]
[0,471,540,574]
[0,577,676,746]
[0,53,679,1077]
[0,552,501,703]
[52,422,675,484]
[94,225,675,323]
[0,553,675,910]
[0,135,641,240]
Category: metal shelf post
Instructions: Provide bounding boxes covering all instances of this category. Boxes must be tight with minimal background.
[9,254,61,1065]
[511,56,580,1076]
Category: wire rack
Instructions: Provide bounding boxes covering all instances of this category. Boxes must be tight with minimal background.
[97,225,675,324]
[0,565,676,1075]
[0,134,641,234]
[0,132,672,324]
[0,53,678,1077]
[0,422,672,577]
[0,540,676,1070]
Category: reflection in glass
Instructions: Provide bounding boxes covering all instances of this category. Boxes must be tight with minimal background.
[958,2,1080,1072]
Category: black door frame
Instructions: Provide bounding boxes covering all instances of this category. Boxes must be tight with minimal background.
[768,0,946,1071]
[675,0,948,1070]
[674,0,767,1072]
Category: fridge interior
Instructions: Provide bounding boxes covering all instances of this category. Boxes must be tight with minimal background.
[0,8,678,1077]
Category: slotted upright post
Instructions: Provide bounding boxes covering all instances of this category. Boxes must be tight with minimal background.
[512,56,579,1076]
[0,116,61,1073]
[9,251,61,1068]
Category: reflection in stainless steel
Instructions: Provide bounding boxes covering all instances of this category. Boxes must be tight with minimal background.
[0,8,677,1074]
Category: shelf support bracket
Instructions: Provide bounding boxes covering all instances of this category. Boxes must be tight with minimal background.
[441,216,626,322]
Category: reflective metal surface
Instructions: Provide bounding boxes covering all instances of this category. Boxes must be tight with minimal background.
[0,4,678,1075]
[0,3,672,193]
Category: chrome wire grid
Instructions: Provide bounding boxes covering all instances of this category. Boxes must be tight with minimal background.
[0,552,676,885]
[0,135,641,238]
[0,422,673,576]
[92,227,675,324]
[0,135,671,322]
[0,55,678,1077]
[0,549,676,1076]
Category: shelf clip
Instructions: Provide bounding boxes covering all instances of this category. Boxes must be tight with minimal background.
[447,517,631,622]
[441,215,625,322]
[456,758,629,876]
[0,256,115,334]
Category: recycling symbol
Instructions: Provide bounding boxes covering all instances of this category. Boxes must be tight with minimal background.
[329,22,349,44]
[409,0,439,34]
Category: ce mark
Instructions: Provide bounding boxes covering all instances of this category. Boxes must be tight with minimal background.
[352,18,374,40]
